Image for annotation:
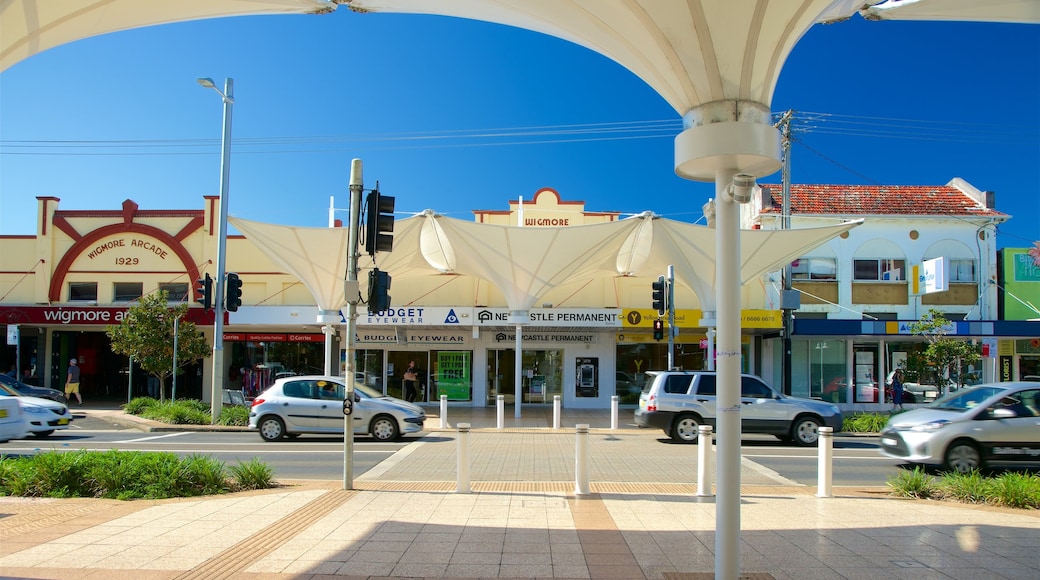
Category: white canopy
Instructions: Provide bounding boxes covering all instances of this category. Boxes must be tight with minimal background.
[232,212,861,314]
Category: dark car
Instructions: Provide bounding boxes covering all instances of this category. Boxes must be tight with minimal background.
[0,374,67,404]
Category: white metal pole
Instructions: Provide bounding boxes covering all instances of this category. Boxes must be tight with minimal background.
[610,395,619,430]
[172,316,179,401]
[667,264,676,369]
[440,394,448,428]
[514,325,522,418]
[697,424,714,496]
[201,77,233,424]
[817,426,833,498]
[456,423,471,493]
[553,394,561,429]
[574,423,590,495]
[715,168,741,580]
[497,395,504,429]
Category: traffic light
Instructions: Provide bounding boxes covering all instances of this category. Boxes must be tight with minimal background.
[653,319,665,341]
[651,275,667,315]
[225,272,243,312]
[367,268,391,314]
[364,189,395,256]
[195,273,212,309]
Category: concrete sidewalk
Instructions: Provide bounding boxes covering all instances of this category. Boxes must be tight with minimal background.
[1,405,1037,579]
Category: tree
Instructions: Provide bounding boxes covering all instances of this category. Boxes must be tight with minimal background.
[106,291,209,402]
[905,309,981,396]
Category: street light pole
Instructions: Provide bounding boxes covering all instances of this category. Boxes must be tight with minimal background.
[197,77,234,423]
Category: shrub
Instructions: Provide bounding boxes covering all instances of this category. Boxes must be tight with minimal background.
[123,396,159,415]
[985,471,1040,509]
[217,405,250,426]
[887,466,937,499]
[230,458,275,490]
[842,412,889,433]
[140,400,212,425]
[940,469,992,504]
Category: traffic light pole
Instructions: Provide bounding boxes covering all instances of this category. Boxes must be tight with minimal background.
[343,158,363,491]
[667,265,676,370]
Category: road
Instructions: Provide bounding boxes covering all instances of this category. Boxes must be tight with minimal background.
[2,415,905,487]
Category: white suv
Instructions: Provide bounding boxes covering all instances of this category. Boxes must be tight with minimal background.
[634,371,843,445]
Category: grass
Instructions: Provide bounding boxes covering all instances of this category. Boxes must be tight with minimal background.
[887,466,1039,509]
[842,412,890,433]
[0,450,275,500]
[123,397,250,426]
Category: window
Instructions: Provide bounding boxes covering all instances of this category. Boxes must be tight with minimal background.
[68,282,97,301]
[740,377,773,398]
[854,259,906,281]
[113,282,143,302]
[159,283,189,302]
[791,257,836,280]
[663,375,694,394]
[950,259,976,282]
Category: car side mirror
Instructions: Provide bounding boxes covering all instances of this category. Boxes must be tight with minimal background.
[990,407,1016,419]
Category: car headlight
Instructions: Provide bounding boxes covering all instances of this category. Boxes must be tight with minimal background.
[23,406,47,414]
[909,420,950,432]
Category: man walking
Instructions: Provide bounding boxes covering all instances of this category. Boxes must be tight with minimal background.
[66,358,83,406]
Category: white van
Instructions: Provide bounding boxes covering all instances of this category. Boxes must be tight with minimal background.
[0,397,30,443]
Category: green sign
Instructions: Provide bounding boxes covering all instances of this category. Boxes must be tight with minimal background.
[436,351,471,400]
[1013,252,1040,282]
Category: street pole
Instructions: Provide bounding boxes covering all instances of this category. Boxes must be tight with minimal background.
[667,264,676,369]
[778,110,794,395]
[343,158,363,490]
[197,77,234,423]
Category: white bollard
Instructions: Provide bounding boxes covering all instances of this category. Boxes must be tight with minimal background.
[497,395,505,430]
[610,395,619,430]
[440,395,448,429]
[697,424,714,497]
[817,426,833,498]
[456,423,471,493]
[553,395,561,429]
[575,423,590,495]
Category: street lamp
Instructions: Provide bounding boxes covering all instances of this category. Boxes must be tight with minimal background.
[197,77,233,422]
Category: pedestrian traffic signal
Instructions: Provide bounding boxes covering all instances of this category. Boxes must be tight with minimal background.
[364,189,395,256]
[195,273,212,310]
[367,268,391,314]
[225,272,243,312]
[653,319,665,341]
[651,275,667,315]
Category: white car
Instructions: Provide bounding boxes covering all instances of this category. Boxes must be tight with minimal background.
[879,382,1040,473]
[0,382,73,437]
[248,375,425,442]
[0,397,30,443]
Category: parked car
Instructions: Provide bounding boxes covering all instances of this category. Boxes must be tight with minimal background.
[634,371,843,446]
[885,371,938,403]
[0,397,30,443]
[248,375,425,442]
[0,382,73,437]
[0,373,68,404]
[878,382,1040,473]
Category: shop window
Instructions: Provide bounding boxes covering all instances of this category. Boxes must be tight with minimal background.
[854,259,906,281]
[68,282,97,301]
[159,283,189,302]
[791,257,836,280]
[113,282,143,302]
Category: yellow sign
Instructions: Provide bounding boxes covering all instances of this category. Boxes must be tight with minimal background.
[622,309,781,329]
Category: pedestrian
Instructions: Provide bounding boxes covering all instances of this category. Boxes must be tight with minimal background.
[891,369,904,412]
[402,361,419,403]
[66,358,83,406]
[147,375,160,399]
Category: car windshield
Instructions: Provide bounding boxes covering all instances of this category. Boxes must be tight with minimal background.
[926,386,1005,411]
[0,383,20,397]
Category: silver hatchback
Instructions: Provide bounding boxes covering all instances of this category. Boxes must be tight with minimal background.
[878,382,1040,473]
[248,376,425,442]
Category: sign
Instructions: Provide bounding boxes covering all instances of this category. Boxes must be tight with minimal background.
[622,309,781,329]
[222,333,324,343]
[474,308,621,327]
[436,351,471,400]
[6,324,18,345]
[1013,252,1040,282]
[491,331,596,344]
[0,306,215,326]
[912,257,949,295]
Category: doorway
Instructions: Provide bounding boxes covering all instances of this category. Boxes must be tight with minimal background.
[487,348,562,405]
[386,351,430,402]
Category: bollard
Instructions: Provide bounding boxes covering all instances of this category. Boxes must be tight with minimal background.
[574,423,590,495]
[496,395,505,429]
[817,426,833,498]
[440,395,448,429]
[456,423,471,493]
[610,395,619,430]
[697,424,714,497]
[553,395,561,429]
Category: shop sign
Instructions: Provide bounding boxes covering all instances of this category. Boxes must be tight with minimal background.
[491,331,597,344]
[436,351,471,400]
[475,308,620,327]
[222,333,324,343]
[0,305,214,326]
[404,332,469,345]
[1013,252,1040,282]
[622,309,781,329]
[356,307,467,326]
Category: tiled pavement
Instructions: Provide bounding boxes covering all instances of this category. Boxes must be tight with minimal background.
[0,405,1038,579]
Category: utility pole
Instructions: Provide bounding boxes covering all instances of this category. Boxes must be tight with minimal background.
[776,110,795,395]
[343,158,363,490]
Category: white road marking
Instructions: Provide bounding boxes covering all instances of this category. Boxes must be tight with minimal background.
[112,432,192,443]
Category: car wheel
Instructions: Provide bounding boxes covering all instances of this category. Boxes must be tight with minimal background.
[944,441,981,473]
[258,416,286,441]
[790,416,822,446]
[370,415,400,441]
[32,430,54,438]
[670,414,700,443]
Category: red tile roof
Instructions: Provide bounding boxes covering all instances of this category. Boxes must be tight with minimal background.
[758,184,1007,217]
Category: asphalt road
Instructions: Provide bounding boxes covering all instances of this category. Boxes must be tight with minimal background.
[3,415,903,486]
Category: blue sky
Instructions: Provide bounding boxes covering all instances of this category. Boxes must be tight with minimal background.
[1,11,1037,249]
